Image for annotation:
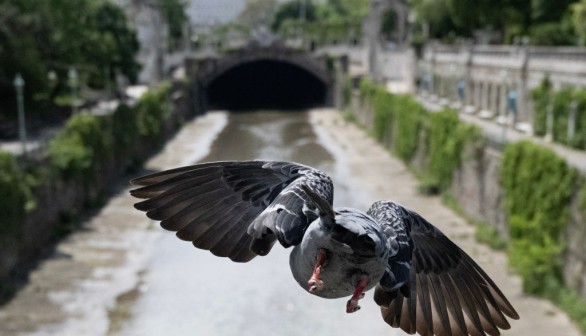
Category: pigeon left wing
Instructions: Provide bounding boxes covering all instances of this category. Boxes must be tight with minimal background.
[367,200,519,336]
[130,161,333,262]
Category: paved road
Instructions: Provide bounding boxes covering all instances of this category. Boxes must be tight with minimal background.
[0,109,580,336]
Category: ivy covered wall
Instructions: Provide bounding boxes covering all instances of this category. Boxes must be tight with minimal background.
[349,77,586,331]
[0,81,189,298]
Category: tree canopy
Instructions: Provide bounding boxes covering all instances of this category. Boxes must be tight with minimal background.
[410,0,579,45]
[0,0,142,123]
[270,0,369,44]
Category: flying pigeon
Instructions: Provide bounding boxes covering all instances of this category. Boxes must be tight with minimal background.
[130,160,519,336]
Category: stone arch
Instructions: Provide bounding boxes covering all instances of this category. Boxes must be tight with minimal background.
[188,40,334,111]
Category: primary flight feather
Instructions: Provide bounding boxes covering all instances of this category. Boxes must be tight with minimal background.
[130,160,519,336]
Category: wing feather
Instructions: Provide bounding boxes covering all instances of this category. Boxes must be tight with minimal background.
[130,161,333,262]
[369,200,519,336]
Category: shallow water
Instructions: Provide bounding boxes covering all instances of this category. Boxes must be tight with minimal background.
[112,110,400,336]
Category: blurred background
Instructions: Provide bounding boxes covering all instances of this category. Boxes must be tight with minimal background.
[1,0,586,335]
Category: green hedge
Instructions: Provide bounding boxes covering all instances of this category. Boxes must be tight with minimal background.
[427,110,481,191]
[353,78,586,332]
[502,141,578,293]
[48,83,171,181]
[357,78,480,193]
[2,82,173,247]
[49,113,112,180]
[532,77,586,150]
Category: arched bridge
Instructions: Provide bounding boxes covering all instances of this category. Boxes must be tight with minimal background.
[186,39,340,112]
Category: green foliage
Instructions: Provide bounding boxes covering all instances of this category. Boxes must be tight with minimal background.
[572,0,586,46]
[158,0,189,50]
[135,83,172,143]
[93,1,141,84]
[352,78,586,331]
[371,88,394,142]
[272,0,368,44]
[0,0,140,122]
[532,79,586,149]
[48,113,111,180]
[427,109,480,191]
[358,78,479,193]
[529,19,576,46]
[359,77,378,102]
[502,141,577,293]
[392,96,426,161]
[0,151,36,236]
[272,0,318,31]
[532,76,552,136]
[411,0,577,44]
[569,89,586,149]
[342,75,353,107]
[551,88,574,144]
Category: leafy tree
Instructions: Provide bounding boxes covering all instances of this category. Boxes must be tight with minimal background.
[572,0,586,45]
[272,0,318,31]
[271,0,368,43]
[159,0,189,50]
[410,0,578,44]
[410,0,464,39]
[93,2,141,85]
[0,0,141,123]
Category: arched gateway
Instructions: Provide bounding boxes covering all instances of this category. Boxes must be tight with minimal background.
[186,38,335,112]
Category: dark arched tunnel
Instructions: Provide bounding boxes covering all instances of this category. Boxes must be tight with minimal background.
[205,60,329,111]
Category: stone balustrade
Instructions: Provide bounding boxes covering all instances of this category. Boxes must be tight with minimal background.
[420,43,586,132]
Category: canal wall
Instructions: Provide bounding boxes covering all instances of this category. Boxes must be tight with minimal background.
[0,81,191,297]
[347,79,586,301]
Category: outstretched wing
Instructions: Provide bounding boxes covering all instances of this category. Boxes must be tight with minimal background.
[367,200,519,336]
[130,161,333,262]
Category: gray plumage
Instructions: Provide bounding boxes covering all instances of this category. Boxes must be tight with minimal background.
[130,160,519,336]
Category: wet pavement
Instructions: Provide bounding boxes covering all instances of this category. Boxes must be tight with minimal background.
[0,109,581,336]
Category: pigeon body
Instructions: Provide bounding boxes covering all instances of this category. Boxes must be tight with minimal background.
[130,160,519,336]
[289,207,389,299]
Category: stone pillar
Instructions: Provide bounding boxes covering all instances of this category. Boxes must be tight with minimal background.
[365,0,383,82]
[481,81,489,111]
[491,82,499,116]
[499,83,508,118]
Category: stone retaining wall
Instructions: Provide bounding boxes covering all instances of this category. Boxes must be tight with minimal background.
[350,91,586,300]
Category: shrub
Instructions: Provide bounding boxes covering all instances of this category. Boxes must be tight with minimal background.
[372,87,394,142]
[426,109,481,191]
[502,141,577,293]
[48,113,111,180]
[531,78,586,149]
[532,76,551,137]
[392,96,425,161]
[135,83,172,143]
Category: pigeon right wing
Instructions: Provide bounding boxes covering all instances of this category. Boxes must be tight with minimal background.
[367,200,519,336]
[130,161,333,262]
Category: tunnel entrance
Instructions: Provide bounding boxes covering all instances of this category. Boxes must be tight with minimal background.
[205,60,328,111]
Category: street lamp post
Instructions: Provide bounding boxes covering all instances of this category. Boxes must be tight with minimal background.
[13,73,27,156]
